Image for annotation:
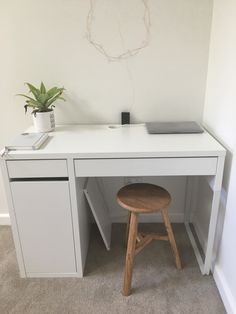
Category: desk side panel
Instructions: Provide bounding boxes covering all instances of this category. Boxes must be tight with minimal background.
[67,159,90,277]
[75,177,91,273]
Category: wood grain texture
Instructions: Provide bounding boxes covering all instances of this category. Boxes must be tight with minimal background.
[118,183,182,295]
[122,212,138,296]
[117,183,171,213]
[125,212,131,247]
[161,209,182,270]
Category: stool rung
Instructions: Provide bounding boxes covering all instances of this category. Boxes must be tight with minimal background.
[148,233,169,241]
[140,232,169,241]
[136,233,144,243]
[135,233,169,255]
[135,235,153,255]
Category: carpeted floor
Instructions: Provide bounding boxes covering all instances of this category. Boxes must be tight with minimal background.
[0,224,226,314]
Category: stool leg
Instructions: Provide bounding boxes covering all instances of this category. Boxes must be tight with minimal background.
[123,212,138,296]
[161,208,182,270]
[125,211,131,247]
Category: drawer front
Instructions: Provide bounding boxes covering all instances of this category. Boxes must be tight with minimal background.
[7,160,68,178]
[75,157,218,177]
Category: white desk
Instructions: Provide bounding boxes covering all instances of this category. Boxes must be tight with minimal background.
[0,124,226,277]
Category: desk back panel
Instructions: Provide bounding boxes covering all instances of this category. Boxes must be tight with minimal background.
[100,176,187,223]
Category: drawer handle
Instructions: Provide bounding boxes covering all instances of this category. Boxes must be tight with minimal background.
[10,177,68,182]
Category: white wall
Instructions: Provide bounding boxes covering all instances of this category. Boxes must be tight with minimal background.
[201,0,236,312]
[0,0,213,218]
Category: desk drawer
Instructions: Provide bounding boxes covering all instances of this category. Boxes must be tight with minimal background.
[75,157,218,177]
[7,160,68,178]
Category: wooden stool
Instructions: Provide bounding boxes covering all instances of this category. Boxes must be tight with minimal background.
[117,183,182,296]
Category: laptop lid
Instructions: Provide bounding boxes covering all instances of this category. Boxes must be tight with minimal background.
[146,121,204,134]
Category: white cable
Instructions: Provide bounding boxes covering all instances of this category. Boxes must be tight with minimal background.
[86,0,151,62]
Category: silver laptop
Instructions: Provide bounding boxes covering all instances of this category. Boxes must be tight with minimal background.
[146,121,204,134]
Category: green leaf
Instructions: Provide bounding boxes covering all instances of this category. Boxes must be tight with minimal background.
[16,94,38,103]
[47,87,58,98]
[40,82,46,94]
[25,101,40,108]
[25,83,40,99]
[20,97,41,107]
[46,92,64,106]
[38,93,49,105]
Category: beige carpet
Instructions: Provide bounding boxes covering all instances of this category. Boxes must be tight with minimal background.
[0,224,226,314]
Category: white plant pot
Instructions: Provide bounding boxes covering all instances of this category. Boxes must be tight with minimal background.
[33,110,55,132]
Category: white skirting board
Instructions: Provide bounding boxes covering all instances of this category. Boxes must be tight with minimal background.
[214,265,236,314]
[0,213,10,225]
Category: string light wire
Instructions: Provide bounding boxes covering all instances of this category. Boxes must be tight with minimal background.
[86,0,151,62]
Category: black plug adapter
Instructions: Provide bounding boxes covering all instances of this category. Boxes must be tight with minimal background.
[121,112,130,125]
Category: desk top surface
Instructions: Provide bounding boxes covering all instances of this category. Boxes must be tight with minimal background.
[3,124,226,159]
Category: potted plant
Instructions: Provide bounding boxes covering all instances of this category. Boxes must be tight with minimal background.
[17,82,65,132]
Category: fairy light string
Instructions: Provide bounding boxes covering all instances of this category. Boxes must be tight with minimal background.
[86,0,151,62]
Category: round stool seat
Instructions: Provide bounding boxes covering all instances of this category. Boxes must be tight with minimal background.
[117,183,171,213]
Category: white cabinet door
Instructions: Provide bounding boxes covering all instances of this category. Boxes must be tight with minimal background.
[11,181,76,276]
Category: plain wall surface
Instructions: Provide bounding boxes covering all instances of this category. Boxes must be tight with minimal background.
[0,1,213,216]
[201,0,236,311]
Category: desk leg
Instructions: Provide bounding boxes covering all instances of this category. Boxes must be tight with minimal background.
[203,190,221,274]
[185,156,225,275]
[203,156,225,274]
[184,176,205,273]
